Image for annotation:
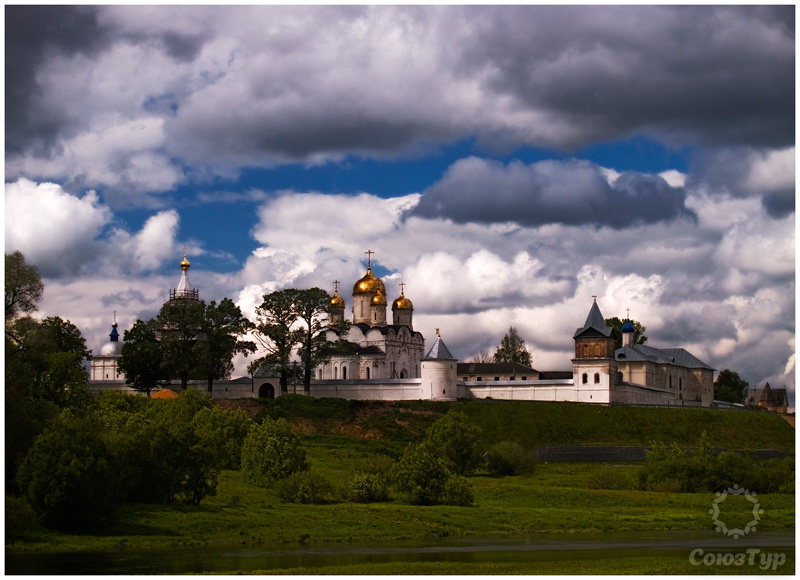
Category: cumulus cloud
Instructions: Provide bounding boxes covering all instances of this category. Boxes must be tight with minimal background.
[5,6,794,200]
[5,179,192,277]
[410,157,695,227]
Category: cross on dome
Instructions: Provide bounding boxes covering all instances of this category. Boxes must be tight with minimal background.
[365,249,374,269]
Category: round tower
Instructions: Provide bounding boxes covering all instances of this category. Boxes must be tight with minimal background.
[621,319,635,347]
[392,282,414,329]
[421,329,458,401]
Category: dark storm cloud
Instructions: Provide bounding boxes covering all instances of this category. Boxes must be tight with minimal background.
[456,5,794,150]
[5,6,110,154]
[409,157,695,228]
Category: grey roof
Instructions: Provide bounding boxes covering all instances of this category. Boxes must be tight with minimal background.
[425,335,456,360]
[573,300,613,338]
[615,344,714,370]
[457,362,536,375]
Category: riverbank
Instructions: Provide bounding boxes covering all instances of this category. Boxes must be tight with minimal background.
[7,455,794,555]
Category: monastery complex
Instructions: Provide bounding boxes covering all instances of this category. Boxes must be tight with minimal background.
[90,253,716,407]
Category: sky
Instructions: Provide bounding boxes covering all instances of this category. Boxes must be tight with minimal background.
[4,5,795,401]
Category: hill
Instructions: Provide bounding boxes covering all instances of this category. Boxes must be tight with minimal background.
[218,396,794,453]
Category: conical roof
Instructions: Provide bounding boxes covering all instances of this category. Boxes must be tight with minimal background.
[424,331,456,360]
[574,300,613,338]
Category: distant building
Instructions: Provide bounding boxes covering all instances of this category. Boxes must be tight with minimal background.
[458,362,537,382]
[89,316,124,382]
[749,383,789,414]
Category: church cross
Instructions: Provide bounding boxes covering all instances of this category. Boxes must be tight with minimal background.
[399,281,406,294]
[626,308,631,320]
[365,249,374,268]
[333,280,340,293]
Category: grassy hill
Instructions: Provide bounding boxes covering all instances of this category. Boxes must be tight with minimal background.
[219,396,794,453]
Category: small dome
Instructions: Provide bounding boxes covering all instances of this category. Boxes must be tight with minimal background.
[152,388,179,399]
[621,320,635,333]
[353,267,386,296]
[329,292,345,310]
[180,255,191,271]
[371,291,387,306]
[392,293,413,310]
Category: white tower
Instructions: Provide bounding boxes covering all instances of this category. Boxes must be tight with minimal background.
[421,329,458,401]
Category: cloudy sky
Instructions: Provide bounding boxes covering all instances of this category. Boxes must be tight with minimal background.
[5,5,795,401]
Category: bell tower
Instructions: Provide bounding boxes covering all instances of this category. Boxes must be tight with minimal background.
[571,298,617,403]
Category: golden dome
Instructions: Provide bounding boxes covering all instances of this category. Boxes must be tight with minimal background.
[353,267,386,296]
[371,290,387,306]
[392,293,413,310]
[329,291,345,310]
[180,255,191,271]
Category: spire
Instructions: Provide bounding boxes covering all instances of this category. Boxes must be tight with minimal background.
[574,299,613,338]
[425,330,456,360]
[170,252,199,301]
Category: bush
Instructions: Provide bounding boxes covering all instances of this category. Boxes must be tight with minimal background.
[5,495,40,540]
[441,475,475,507]
[346,472,390,503]
[486,441,536,476]
[16,411,120,530]
[585,466,637,490]
[191,406,252,470]
[277,471,335,504]
[241,418,307,486]
[424,412,483,475]
[393,443,450,505]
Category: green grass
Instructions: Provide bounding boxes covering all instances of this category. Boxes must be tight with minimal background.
[250,396,794,451]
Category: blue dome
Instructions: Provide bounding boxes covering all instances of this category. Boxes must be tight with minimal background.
[621,320,635,333]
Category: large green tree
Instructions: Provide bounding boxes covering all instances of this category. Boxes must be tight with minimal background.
[5,251,44,321]
[118,319,167,396]
[606,317,648,349]
[157,298,205,390]
[194,298,255,393]
[714,369,750,404]
[249,289,303,395]
[493,326,532,367]
[293,288,334,393]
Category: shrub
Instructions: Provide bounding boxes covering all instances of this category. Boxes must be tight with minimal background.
[346,472,390,503]
[585,466,637,490]
[241,418,307,486]
[393,443,450,505]
[650,478,682,493]
[441,475,475,507]
[277,471,335,504]
[424,412,483,475]
[17,411,120,530]
[5,495,40,540]
[191,406,252,470]
[486,441,536,476]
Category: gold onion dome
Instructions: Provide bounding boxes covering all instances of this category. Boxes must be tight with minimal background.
[371,290,387,306]
[353,267,386,296]
[393,292,413,310]
[180,255,191,271]
[329,291,345,309]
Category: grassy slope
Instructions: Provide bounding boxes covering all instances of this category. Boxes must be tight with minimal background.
[239,396,795,451]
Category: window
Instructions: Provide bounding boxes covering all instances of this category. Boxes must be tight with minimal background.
[594,373,600,384]
[476,377,482,381]
[510,376,515,381]
[342,366,347,380]
[494,377,500,381]
[521,376,527,380]
[582,373,588,384]
[617,372,623,383]
[366,367,370,379]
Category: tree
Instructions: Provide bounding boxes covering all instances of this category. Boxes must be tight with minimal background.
[5,251,43,321]
[250,289,303,395]
[118,319,167,396]
[493,327,532,367]
[714,369,750,404]
[606,317,648,350]
[293,288,334,393]
[470,349,493,363]
[241,417,307,486]
[393,442,451,505]
[6,316,92,407]
[157,298,205,390]
[423,412,483,476]
[17,411,120,530]
[194,298,255,393]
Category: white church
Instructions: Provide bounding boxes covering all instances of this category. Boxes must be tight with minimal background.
[89,252,715,407]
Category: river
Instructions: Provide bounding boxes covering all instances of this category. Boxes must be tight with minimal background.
[6,528,794,575]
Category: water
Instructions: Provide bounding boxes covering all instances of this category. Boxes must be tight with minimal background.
[6,528,794,575]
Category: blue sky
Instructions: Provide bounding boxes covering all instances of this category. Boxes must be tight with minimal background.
[5,5,794,398]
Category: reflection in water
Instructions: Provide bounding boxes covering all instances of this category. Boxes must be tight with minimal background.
[6,528,795,575]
